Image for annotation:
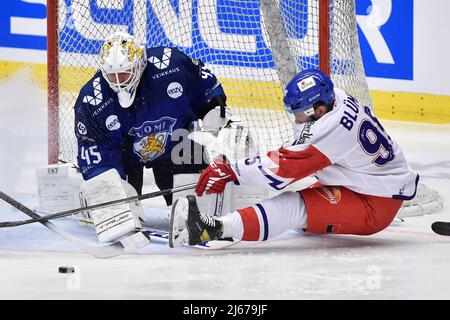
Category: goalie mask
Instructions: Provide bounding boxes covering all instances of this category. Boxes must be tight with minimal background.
[99,31,147,108]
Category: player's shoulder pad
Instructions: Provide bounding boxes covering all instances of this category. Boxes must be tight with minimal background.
[174,47,204,67]
[145,45,187,60]
[333,88,349,108]
[145,46,186,69]
[145,46,166,57]
[150,46,201,64]
[75,70,109,109]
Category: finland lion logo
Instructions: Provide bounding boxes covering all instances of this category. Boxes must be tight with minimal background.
[128,117,177,163]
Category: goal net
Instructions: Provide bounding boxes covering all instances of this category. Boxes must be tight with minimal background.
[48,0,371,165]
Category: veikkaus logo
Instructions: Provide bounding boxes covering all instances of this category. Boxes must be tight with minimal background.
[151,67,180,80]
[82,77,103,106]
[167,82,183,99]
[105,115,121,131]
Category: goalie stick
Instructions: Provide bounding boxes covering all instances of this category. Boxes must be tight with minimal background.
[0,190,125,258]
[0,183,197,228]
[431,221,450,236]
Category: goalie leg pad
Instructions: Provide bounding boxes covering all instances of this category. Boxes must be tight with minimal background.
[396,183,444,218]
[36,164,96,227]
[80,169,146,243]
[36,164,84,214]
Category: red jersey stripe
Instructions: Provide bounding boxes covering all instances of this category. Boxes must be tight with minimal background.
[238,206,261,241]
[267,145,332,180]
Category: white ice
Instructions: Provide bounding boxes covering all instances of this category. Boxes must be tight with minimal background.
[0,72,449,300]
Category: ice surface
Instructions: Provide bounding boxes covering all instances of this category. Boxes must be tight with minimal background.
[0,72,450,299]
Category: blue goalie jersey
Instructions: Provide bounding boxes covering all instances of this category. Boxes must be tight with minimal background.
[74,46,225,180]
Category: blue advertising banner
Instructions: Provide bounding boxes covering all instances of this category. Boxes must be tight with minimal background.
[0,0,413,80]
[356,0,413,80]
[0,0,47,50]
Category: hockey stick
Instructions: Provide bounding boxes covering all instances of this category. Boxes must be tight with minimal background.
[0,183,197,228]
[0,191,125,258]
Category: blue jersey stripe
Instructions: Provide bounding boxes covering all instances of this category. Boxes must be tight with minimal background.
[392,174,420,200]
[255,203,269,241]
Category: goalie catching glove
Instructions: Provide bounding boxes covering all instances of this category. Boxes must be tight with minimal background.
[195,155,237,196]
[190,106,257,162]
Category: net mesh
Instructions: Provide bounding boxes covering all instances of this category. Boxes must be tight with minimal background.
[54,0,370,164]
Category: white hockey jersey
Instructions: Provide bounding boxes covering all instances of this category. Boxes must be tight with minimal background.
[231,88,419,200]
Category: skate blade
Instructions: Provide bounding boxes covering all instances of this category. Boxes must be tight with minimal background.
[196,238,240,250]
[169,198,189,248]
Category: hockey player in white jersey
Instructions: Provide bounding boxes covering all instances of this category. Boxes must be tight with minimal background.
[168,69,419,248]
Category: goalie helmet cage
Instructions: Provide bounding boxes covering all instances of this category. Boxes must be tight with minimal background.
[47,0,371,165]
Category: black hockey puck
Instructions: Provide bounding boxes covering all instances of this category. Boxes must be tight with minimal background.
[58,266,75,273]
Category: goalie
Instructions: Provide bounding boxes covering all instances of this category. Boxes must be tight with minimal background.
[72,31,236,244]
[169,69,420,248]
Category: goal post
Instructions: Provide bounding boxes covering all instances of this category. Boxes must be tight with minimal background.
[319,0,330,76]
[47,0,371,165]
[47,0,59,165]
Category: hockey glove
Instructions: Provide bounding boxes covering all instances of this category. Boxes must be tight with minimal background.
[195,155,238,196]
